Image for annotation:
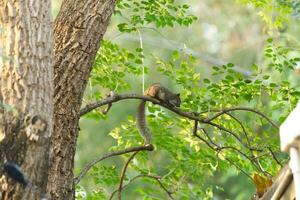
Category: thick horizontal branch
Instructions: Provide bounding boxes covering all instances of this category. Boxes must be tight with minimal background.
[80,94,202,120]
[80,94,278,129]
[80,93,278,152]
[74,145,154,185]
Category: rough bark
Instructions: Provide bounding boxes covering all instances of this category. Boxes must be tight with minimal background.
[0,0,53,199]
[48,0,116,199]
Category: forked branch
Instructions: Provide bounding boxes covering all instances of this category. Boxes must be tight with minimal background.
[74,145,154,185]
[109,174,175,200]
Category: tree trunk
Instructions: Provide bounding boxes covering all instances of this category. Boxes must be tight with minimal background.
[48,0,116,199]
[0,0,53,199]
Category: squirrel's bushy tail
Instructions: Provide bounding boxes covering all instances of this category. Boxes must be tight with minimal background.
[137,100,151,144]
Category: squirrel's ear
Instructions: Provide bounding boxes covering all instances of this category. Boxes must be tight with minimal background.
[176,93,180,97]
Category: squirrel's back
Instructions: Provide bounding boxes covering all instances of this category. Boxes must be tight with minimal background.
[144,83,161,97]
[137,83,181,144]
[145,83,181,107]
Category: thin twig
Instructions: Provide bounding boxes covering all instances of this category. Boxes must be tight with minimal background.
[193,126,253,181]
[268,147,283,167]
[225,113,251,146]
[102,103,112,114]
[193,126,268,177]
[198,127,216,147]
[118,151,139,200]
[205,121,260,151]
[224,113,275,176]
[223,157,253,181]
[193,121,216,150]
[74,145,154,185]
[148,174,175,199]
[109,174,175,200]
[216,146,267,175]
[102,91,114,114]
[204,107,278,129]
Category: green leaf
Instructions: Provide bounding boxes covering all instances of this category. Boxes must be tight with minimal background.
[203,78,211,84]
[136,47,143,52]
[267,38,273,43]
[227,63,234,68]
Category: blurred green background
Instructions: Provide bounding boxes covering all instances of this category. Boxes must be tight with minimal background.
[52,0,299,199]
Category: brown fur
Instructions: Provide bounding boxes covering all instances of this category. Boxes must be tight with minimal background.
[137,83,181,144]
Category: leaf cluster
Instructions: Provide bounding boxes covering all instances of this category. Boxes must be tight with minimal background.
[115,0,197,32]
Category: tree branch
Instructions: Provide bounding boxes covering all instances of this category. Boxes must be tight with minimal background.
[79,93,280,184]
[193,125,271,177]
[74,145,154,185]
[80,93,278,130]
[118,151,139,200]
[268,147,283,167]
[109,174,175,200]
[203,107,278,129]
[193,127,253,180]
[225,113,251,146]
[193,121,216,150]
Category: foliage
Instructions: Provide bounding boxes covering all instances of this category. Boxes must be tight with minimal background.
[238,0,294,32]
[292,0,300,19]
[115,0,197,32]
[76,0,300,199]
[91,41,145,93]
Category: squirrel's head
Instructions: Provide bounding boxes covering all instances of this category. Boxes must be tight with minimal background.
[169,93,181,107]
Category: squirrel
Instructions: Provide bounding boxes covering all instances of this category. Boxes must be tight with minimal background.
[137,83,181,145]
